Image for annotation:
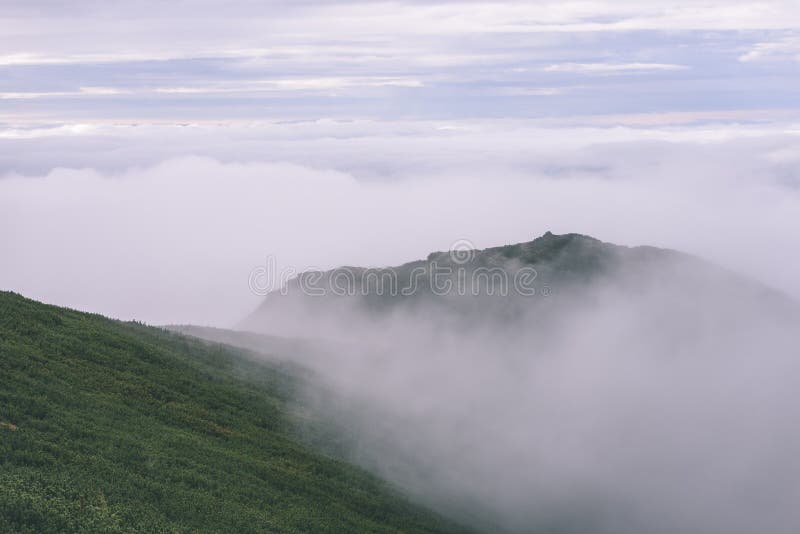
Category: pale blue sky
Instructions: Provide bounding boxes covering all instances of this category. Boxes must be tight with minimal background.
[1,0,799,121]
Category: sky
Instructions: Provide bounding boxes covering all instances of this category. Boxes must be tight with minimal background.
[1,0,800,324]
[2,0,800,120]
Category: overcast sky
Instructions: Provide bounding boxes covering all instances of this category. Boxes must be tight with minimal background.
[1,1,799,324]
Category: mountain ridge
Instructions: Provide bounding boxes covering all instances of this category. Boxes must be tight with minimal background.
[242,231,799,340]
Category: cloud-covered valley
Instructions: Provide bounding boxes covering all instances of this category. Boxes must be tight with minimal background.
[2,119,799,324]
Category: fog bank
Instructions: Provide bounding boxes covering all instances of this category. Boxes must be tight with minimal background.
[259,256,800,533]
[2,120,800,324]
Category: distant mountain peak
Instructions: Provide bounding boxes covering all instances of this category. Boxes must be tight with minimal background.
[241,230,798,339]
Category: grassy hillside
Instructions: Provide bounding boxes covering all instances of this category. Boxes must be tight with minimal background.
[0,291,467,533]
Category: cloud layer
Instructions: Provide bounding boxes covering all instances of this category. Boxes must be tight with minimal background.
[1,119,799,324]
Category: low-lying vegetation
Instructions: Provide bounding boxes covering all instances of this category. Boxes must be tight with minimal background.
[0,291,465,533]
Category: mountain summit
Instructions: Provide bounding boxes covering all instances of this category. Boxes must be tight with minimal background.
[241,232,676,334]
[242,231,791,337]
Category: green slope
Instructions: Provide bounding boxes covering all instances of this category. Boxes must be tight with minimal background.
[0,291,466,533]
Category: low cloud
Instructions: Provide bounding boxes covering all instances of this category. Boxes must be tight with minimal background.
[242,250,800,533]
[1,120,799,324]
